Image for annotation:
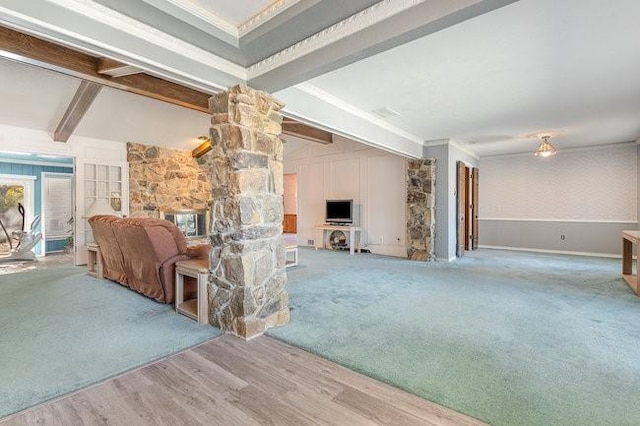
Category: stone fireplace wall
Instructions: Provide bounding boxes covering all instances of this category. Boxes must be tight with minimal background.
[407,159,436,260]
[127,142,213,218]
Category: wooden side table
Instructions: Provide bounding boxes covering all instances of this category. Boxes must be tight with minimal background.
[175,258,209,324]
[86,243,103,279]
[285,245,298,267]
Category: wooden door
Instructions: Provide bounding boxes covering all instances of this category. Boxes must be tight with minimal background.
[456,161,466,258]
[472,167,479,250]
[464,167,471,250]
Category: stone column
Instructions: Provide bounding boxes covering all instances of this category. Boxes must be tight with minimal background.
[407,159,436,261]
[207,85,289,339]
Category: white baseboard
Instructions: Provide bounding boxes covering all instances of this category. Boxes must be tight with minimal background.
[368,245,406,258]
[478,245,622,259]
[436,256,457,262]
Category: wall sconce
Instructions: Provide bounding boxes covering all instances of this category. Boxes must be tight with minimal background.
[192,135,212,158]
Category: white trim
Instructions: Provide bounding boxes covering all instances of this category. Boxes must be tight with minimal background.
[0,174,36,181]
[479,218,637,224]
[423,139,480,161]
[281,109,421,159]
[295,83,424,145]
[147,0,238,37]
[423,139,450,147]
[0,158,73,168]
[479,245,621,259]
[1,1,246,85]
[248,0,425,77]
[436,256,457,262]
[479,140,637,160]
[239,0,301,37]
[449,140,479,161]
[368,244,407,258]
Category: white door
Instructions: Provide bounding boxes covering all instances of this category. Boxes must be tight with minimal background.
[75,161,127,265]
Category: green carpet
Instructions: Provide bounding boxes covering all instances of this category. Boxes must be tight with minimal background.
[0,265,221,418]
[268,248,640,426]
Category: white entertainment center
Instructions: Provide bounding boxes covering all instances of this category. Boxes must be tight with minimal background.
[315,224,362,255]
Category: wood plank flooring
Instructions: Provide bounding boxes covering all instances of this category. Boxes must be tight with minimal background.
[1,335,486,426]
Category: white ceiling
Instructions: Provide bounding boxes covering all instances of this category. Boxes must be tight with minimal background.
[0,59,80,133]
[74,86,210,149]
[0,58,210,149]
[1,0,639,157]
[306,0,640,156]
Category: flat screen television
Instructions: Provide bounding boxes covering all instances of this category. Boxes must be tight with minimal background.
[325,199,353,224]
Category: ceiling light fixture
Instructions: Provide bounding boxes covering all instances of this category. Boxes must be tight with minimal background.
[371,107,400,118]
[534,135,557,158]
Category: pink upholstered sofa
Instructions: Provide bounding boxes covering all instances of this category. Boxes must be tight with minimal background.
[88,215,209,303]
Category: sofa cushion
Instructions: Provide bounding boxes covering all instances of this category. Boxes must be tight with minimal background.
[88,215,127,285]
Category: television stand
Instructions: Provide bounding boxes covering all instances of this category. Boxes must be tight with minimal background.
[315,224,362,255]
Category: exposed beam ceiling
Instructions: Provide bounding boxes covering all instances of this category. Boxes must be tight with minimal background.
[0,26,211,113]
[53,80,102,142]
[0,25,338,147]
[0,25,336,145]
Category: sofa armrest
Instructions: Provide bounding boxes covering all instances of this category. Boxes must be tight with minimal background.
[187,244,209,258]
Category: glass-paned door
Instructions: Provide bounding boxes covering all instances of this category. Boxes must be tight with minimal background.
[75,161,127,265]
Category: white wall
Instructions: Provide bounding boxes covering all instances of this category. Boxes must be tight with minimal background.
[479,143,637,255]
[423,142,478,261]
[284,135,407,257]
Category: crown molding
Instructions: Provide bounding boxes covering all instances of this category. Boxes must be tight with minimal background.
[34,0,246,81]
[142,0,238,38]
[239,0,301,37]
[480,140,637,160]
[295,82,424,145]
[449,140,479,160]
[422,139,450,147]
[247,0,425,78]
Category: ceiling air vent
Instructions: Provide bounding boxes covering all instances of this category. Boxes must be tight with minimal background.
[371,107,400,118]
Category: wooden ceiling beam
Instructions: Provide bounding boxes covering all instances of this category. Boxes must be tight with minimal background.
[0,26,210,113]
[97,57,142,77]
[0,26,335,146]
[281,119,333,144]
[54,80,102,142]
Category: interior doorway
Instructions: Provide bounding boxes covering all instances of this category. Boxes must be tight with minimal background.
[456,161,479,257]
[283,173,298,234]
[0,151,75,274]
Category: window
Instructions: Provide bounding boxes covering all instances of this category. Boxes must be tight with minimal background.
[42,173,73,239]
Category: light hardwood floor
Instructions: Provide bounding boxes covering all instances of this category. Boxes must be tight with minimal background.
[1,335,486,426]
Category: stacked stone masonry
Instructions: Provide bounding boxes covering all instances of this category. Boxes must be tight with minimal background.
[128,143,213,218]
[207,85,289,339]
[407,159,436,261]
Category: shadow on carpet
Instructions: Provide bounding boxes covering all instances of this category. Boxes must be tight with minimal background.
[0,265,221,418]
[268,248,640,426]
